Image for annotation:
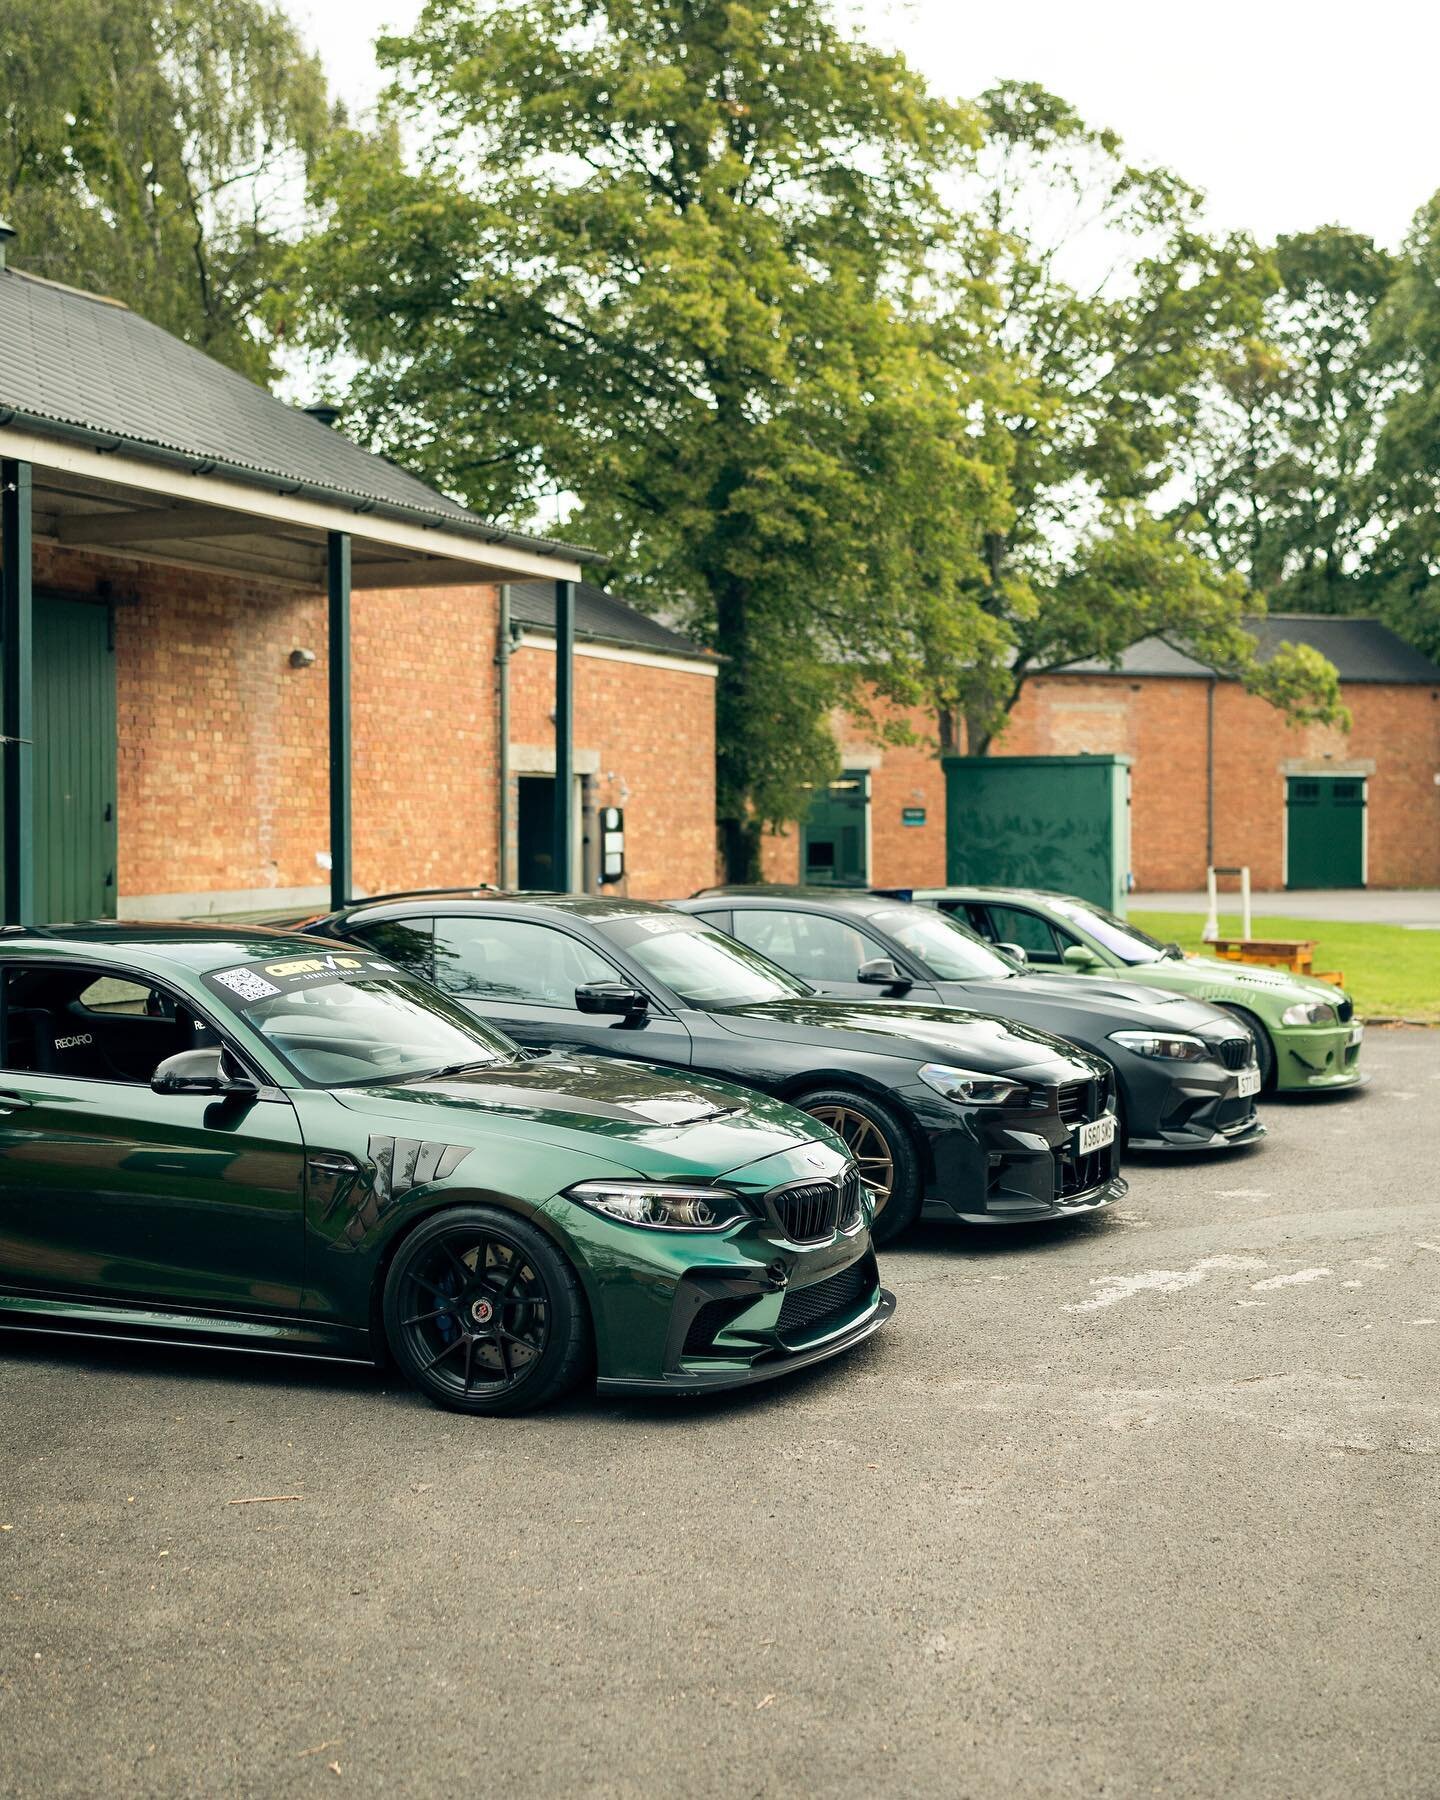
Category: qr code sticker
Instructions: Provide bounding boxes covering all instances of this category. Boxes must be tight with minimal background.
[213,967,282,1002]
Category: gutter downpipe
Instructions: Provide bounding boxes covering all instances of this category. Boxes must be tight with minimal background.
[497,584,512,888]
[1205,674,1217,870]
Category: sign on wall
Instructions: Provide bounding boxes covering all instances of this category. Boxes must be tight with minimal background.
[901,806,926,827]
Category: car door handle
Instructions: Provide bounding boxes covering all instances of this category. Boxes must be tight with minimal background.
[0,1092,33,1114]
[307,1152,358,1174]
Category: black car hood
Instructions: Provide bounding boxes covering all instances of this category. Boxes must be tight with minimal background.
[709,998,1100,1080]
[933,974,1233,1036]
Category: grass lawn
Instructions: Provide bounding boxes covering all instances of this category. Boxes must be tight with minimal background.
[1130,911,1440,1024]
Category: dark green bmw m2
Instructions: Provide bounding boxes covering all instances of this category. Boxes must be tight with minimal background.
[0,926,892,1414]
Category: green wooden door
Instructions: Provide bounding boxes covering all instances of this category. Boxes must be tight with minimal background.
[801,773,869,886]
[35,598,117,920]
[1285,776,1365,889]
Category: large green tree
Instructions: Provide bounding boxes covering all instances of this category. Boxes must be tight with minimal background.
[937,85,1345,750]
[1,0,332,383]
[1179,227,1399,621]
[1364,193,1440,660]
[295,0,1015,877]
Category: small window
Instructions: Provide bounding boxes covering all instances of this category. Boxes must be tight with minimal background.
[352,917,436,982]
[2,965,216,1084]
[731,910,881,983]
[983,905,1066,966]
[430,918,618,1005]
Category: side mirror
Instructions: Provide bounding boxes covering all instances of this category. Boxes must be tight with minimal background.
[996,941,1029,966]
[151,1046,257,1097]
[857,957,912,995]
[574,981,649,1025]
[1062,944,1102,971]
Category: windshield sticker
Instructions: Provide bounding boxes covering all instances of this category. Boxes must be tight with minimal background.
[203,952,405,1009]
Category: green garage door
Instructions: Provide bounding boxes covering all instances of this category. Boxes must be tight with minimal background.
[36,598,117,921]
[1286,776,1365,889]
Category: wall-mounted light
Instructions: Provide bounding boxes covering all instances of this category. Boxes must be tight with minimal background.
[289,647,317,669]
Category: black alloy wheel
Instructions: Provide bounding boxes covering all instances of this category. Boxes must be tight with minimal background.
[793,1086,922,1245]
[382,1206,589,1414]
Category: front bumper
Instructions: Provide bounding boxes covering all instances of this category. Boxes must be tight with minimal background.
[1274,1022,1366,1092]
[538,1167,892,1392]
[1125,1069,1266,1152]
[906,1086,1129,1226]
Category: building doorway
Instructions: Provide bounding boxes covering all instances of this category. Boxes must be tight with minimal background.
[1285,775,1366,888]
[801,772,869,886]
[516,775,556,890]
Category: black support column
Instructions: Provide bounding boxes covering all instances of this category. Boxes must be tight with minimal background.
[327,531,351,912]
[552,578,575,891]
[0,460,33,926]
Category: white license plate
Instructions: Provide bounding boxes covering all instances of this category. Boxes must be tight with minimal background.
[1349,1024,1364,1047]
[1075,1114,1116,1155]
[1237,1066,1262,1098]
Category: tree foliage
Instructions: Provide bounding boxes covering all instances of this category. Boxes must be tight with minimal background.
[296,0,1020,875]
[934,84,1345,750]
[0,0,333,382]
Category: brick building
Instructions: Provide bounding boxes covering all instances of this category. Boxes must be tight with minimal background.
[0,241,716,922]
[765,618,1440,893]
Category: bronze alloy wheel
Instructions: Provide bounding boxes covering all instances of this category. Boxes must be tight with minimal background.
[805,1103,896,1215]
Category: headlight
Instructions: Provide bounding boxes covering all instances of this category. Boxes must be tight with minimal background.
[1109,1030,1211,1062]
[563,1180,750,1231]
[1282,1000,1337,1026]
[918,1063,1029,1106]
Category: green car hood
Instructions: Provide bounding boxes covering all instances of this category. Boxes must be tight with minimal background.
[1121,955,1346,1010]
[328,1051,825,1179]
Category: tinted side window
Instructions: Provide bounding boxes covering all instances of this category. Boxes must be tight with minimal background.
[352,917,436,982]
[430,918,618,1004]
[983,905,1065,965]
[730,910,881,983]
[2,965,214,1084]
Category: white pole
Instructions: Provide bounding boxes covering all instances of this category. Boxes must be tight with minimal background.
[1241,865,1252,939]
[1203,866,1219,943]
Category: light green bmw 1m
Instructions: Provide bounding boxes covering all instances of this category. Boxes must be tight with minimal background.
[887,887,1365,1095]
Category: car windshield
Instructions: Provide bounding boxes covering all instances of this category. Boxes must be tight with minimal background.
[1045,897,1175,965]
[203,958,520,1087]
[869,907,1018,980]
[591,913,811,1007]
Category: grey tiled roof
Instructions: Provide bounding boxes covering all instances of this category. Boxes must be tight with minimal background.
[508,579,713,661]
[1055,615,1440,685]
[0,265,593,561]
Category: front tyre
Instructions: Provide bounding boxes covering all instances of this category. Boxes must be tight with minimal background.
[794,1087,922,1246]
[382,1206,590,1415]
[1219,1005,1277,1091]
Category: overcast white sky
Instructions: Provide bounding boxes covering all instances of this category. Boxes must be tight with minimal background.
[293,0,1440,251]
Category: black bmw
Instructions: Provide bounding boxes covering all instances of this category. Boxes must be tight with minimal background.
[680,888,1265,1154]
[306,893,1127,1243]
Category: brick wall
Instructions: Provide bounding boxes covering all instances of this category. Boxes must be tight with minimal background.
[352,583,500,895]
[758,700,947,888]
[1001,673,1440,889]
[33,548,716,909]
[509,639,718,898]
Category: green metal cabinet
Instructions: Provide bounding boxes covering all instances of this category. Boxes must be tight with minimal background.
[943,754,1131,913]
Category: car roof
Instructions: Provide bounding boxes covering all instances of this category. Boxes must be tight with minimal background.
[690,884,875,901]
[0,920,355,975]
[679,889,890,918]
[325,890,677,927]
[890,886,1087,906]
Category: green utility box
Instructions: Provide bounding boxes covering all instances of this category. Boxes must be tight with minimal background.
[942,754,1131,913]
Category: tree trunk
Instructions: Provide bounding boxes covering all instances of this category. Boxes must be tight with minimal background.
[719,815,763,884]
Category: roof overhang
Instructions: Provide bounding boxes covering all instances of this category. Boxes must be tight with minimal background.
[0,421,590,589]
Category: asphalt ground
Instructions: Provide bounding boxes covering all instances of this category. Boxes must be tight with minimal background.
[1139,889,1440,927]
[3,1031,1438,1800]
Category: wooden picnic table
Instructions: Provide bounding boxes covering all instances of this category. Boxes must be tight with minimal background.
[1208,937,1343,987]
